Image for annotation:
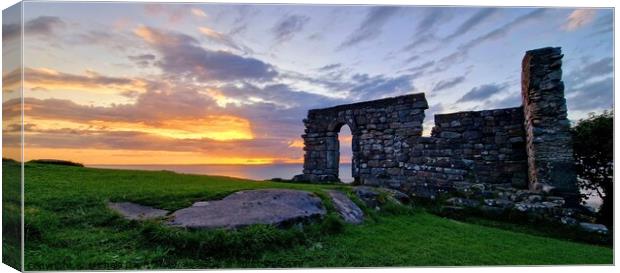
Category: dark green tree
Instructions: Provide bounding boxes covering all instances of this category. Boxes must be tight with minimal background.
[571,110,613,227]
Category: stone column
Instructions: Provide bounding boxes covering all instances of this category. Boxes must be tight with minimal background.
[295,131,340,183]
[521,47,578,204]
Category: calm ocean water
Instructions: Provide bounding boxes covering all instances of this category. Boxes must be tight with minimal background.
[89,163,355,183]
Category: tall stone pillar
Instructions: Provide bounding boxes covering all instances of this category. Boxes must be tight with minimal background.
[521,47,578,204]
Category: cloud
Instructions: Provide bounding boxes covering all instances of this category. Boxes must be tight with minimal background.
[403,34,436,51]
[403,55,420,64]
[338,6,400,49]
[563,56,613,99]
[481,91,521,109]
[25,16,65,36]
[405,61,435,74]
[565,57,613,87]
[2,22,20,41]
[19,129,303,164]
[128,54,157,67]
[589,12,613,35]
[348,73,414,99]
[226,6,259,36]
[444,8,497,41]
[317,63,342,72]
[191,8,207,18]
[417,9,447,31]
[307,32,322,41]
[3,67,148,94]
[198,26,253,53]
[271,14,311,43]
[563,57,613,112]
[134,26,277,81]
[563,9,596,31]
[3,16,65,41]
[67,28,142,52]
[432,9,546,74]
[567,77,613,111]
[143,4,185,23]
[402,9,451,51]
[432,76,466,92]
[281,69,416,101]
[457,83,509,103]
[9,65,342,147]
[219,82,345,110]
[13,81,218,126]
[459,9,546,52]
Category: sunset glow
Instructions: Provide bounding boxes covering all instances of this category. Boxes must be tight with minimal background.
[2,3,613,165]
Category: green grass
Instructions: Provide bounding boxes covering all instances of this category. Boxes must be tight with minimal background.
[11,160,612,270]
[2,158,22,270]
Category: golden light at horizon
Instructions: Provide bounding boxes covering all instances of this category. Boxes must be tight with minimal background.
[24,115,254,141]
[5,147,303,165]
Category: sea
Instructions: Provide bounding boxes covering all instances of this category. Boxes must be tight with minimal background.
[89,163,355,183]
[88,163,602,210]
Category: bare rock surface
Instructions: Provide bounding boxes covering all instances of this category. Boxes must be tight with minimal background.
[168,189,326,229]
[579,223,609,235]
[327,190,364,224]
[353,186,381,209]
[353,186,411,209]
[108,202,169,220]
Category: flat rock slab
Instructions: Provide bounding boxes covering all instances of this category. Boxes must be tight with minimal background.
[108,202,169,220]
[327,190,364,224]
[168,189,326,229]
[579,222,609,235]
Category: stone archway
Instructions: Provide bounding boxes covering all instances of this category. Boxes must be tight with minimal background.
[330,122,360,183]
[293,94,428,183]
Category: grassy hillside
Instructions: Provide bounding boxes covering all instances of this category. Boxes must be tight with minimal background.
[9,160,612,270]
[2,158,22,270]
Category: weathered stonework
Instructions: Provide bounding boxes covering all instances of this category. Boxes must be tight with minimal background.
[295,47,579,205]
[405,107,528,198]
[521,47,578,204]
[293,94,428,183]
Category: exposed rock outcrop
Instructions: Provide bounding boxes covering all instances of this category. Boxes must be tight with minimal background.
[327,190,364,224]
[167,189,326,229]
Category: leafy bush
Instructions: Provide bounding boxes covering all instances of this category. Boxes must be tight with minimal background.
[571,110,613,227]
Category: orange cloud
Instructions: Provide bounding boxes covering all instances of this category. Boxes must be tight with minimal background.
[191,8,207,18]
[288,139,304,148]
[198,27,222,39]
[134,26,178,46]
[3,67,149,94]
[563,9,596,31]
[25,115,254,141]
[204,88,240,107]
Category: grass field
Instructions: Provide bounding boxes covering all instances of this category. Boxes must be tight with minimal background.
[4,160,612,270]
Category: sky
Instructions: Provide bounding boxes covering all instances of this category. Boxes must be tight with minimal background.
[1,2,614,165]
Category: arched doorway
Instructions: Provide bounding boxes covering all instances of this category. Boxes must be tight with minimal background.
[338,124,354,184]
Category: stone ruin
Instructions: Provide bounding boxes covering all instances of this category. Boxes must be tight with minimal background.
[294,47,580,206]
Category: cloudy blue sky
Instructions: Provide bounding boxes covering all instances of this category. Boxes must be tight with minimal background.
[2,2,614,164]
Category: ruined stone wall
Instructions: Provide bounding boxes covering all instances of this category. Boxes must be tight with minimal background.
[521,47,578,203]
[293,94,428,183]
[296,47,578,202]
[401,108,528,198]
